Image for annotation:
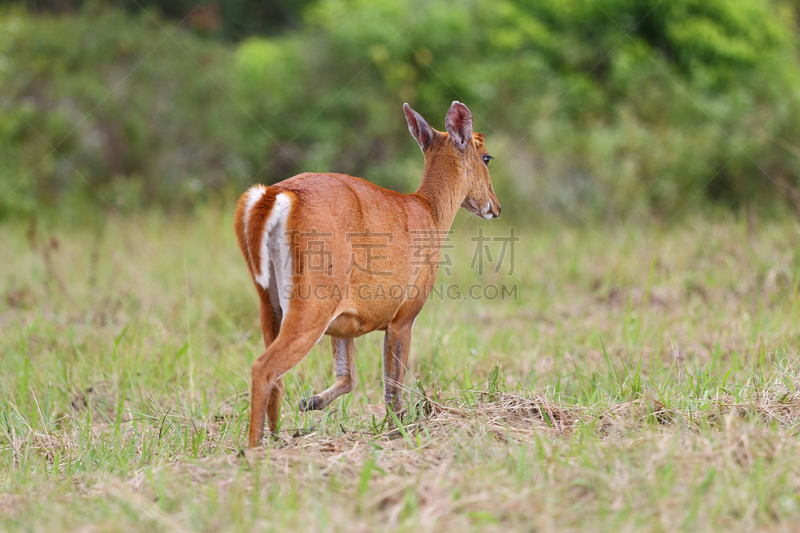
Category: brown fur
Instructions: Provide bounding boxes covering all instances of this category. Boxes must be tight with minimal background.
[234,102,500,448]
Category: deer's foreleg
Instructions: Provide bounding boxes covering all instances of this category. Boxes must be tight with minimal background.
[382,322,414,414]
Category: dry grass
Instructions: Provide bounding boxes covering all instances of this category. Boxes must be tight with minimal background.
[2,208,800,531]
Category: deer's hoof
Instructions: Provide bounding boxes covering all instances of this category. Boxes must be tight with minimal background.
[299,396,324,412]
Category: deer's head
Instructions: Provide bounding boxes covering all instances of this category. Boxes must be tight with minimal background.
[404,101,501,220]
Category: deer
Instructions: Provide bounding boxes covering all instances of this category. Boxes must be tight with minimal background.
[234,101,500,448]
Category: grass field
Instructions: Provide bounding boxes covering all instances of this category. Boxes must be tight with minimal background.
[2,207,800,532]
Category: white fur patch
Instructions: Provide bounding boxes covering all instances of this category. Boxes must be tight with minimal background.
[242,185,267,273]
[256,193,293,320]
[481,200,494,220]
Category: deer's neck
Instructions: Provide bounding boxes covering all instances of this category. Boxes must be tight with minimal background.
[412,155,466,231]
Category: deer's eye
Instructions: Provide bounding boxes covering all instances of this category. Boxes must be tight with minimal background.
[482,154,493,166]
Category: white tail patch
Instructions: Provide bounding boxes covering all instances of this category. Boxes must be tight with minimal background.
[255,193,293,322]
[242,185,267,274]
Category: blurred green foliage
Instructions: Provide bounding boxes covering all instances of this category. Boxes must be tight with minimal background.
[2,0,800,221]
[0,0,316,37]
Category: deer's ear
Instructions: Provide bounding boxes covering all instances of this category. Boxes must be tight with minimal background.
[403,103,433,151]
[445,101,473,149]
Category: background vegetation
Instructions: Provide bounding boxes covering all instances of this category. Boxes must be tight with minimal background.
[3,0,800,221]
[4,1,800,531]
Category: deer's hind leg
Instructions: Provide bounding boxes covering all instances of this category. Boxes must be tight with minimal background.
[256,285,284,437]
[247,298,336,448]
[299,337,356,412]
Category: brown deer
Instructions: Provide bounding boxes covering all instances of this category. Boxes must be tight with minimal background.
[234,101,500,448]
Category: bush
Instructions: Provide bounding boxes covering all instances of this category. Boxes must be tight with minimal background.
[2,0,800,221]
[246,0,800,219]
[0,7,259,219]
